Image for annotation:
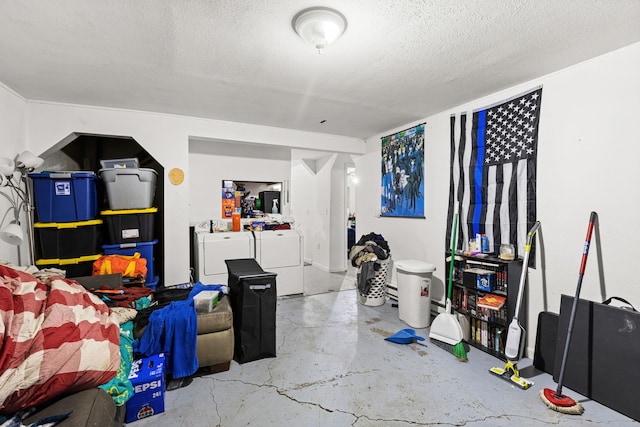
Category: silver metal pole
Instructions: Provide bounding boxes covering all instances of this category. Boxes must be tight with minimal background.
[22,173,36,266]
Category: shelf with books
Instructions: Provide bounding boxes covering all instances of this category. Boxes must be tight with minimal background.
[469,318,507,356]
[446,252,524,360]
[452,286,509,325]
[477,293,507,310]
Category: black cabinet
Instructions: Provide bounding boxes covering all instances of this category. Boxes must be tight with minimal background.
[447,252,524,360]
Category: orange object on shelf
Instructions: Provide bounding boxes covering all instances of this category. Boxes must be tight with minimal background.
[232,210,241,232]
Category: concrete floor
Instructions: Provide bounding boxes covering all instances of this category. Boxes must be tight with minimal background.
[129,268,636,426]
[302,263,356,296]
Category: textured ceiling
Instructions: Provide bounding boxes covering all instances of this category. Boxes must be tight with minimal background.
[1,1,639,139]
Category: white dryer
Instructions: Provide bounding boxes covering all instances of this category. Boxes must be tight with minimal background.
[194,229,255,285]
[253,229,304,296]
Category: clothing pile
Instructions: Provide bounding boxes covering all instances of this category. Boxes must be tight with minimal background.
[349,232,390,296]
[133,282,227,380]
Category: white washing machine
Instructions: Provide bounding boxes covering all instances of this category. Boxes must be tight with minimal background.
[194,229,255,285]
[253,229,304,297]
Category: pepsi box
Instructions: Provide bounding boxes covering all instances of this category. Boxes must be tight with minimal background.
[125,353,165,423]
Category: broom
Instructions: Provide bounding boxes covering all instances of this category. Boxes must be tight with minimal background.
[539,211,597,415]
[429,212,467,361]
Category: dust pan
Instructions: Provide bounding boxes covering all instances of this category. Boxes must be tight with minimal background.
[385,328,426,345]
[428,300,464,346]
[428,211,467,361]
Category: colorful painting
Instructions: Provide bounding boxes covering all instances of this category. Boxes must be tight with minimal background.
[381,123,425,218]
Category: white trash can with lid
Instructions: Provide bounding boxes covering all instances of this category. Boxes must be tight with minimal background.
[396,260,436,328]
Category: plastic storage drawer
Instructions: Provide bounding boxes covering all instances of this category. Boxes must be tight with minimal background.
[102,240,158,284]
[34,219,103,259]
[29,172,98,223]
[101,207,156,244]
[35,254,102,279]
[99,168,157,210]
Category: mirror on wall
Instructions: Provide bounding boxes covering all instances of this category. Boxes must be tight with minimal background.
[221,180,282,218]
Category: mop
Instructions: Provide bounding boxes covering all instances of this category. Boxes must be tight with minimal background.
[540,212,596,415]
[429,212,467,361]
[489,221,541,389]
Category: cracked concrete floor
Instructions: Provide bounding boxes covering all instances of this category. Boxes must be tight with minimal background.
[129,289,636,426]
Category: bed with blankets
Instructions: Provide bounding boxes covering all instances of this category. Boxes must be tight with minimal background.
[0,264,128,415]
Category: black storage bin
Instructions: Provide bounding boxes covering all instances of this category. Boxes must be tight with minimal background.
[34,219,103,259]
[35,254,102,279]
[225,258,277,364]
[100,207,156,244]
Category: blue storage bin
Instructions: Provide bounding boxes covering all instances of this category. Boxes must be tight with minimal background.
[102,239,158,284]
[29,172,98,223]
[146,276,159,291]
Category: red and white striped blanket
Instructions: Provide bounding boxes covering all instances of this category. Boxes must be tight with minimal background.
[0,265,120,414]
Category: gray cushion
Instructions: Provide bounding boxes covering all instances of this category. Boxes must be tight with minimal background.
[23,388,124,427]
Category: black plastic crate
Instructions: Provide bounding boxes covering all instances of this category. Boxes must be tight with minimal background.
[100,207,156,244]
[35,254,102,278]
[34,219,103,259]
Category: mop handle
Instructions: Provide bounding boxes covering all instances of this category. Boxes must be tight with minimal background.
[578,214,596,275]
[513,221,541,320]
[555,211,597,396]
[447,213,458,301]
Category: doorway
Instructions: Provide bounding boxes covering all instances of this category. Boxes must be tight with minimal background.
[346,166,356,260]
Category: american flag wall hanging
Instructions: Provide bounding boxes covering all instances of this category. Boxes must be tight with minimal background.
[447,87,543,259]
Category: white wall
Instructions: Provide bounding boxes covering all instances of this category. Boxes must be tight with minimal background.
[311,155,335,270]
[19,102,364,285]
[0,84,28,264]
[290,153,356,272]
[188,139,292,225]
[329,154,353,272]
[356,41,640,357]
[291,157,318,264]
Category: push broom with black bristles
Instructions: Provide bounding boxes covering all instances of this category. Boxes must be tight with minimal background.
[540,211,597,415]
[429,212,467,361]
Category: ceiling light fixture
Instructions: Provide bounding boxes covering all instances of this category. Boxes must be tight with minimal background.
[292,7,347,54]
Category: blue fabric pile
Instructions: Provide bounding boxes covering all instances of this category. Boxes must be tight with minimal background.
[133,282,226,379]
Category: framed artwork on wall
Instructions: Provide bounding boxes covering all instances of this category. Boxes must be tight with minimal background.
[380,123,425,218]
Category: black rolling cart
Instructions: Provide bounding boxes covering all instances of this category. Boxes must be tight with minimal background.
[225,258,277,364]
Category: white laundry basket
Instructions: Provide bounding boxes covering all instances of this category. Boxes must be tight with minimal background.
[357,257,391,307]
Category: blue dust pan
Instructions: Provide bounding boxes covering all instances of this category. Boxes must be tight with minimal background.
[385,328,427,345]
